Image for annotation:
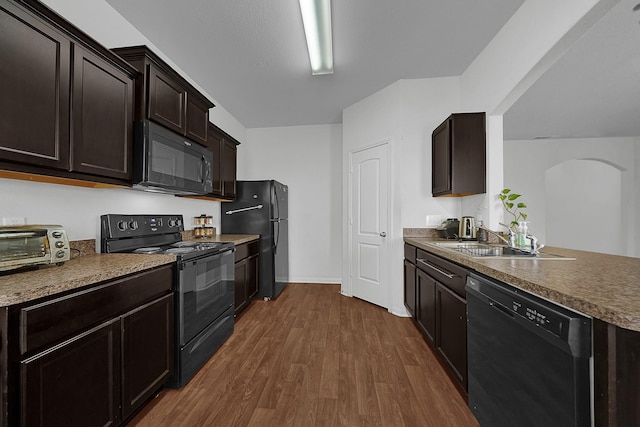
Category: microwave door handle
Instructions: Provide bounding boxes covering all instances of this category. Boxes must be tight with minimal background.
[199,155,206,184]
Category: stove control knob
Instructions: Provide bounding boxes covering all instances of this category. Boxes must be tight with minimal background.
[168,218,176,227]
[117,220,127,231]
[175,218,183,227]
[55,241,65,248]
[128,220,139,230]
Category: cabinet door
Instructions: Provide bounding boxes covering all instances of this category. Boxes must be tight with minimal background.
[234,259,248,313]
[185,95,209,145]
[71,45,133,180]
[436,283,467,389]
[21,318,121,427]
[122,293,173,420]
[404,260,416,318]
[207,125,224,196]
[416,269,436,343]
[147,63,186,135]
[0,2,70,170]
[432,119,451,196]
[247,254,259,300]
[221,139,237,198]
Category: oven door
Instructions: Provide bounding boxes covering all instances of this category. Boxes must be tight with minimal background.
[178,248,234,345]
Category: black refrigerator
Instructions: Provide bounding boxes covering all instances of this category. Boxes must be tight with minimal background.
[222,180,289,300]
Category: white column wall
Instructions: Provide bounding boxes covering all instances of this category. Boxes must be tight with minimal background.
[239,125,343,284]
[459,0,618,229]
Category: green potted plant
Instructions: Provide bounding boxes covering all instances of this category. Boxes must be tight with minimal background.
[499,188,527,230]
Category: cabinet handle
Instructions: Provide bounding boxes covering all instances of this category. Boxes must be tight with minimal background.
[417,258,457,280]
[380,232,386,237]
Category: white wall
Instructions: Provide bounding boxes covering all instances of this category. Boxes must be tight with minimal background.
[504,137,639,257]
[0,178,220,243]
[238,125,343,283]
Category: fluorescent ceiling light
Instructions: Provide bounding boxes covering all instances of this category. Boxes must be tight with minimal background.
[299,0,333,75]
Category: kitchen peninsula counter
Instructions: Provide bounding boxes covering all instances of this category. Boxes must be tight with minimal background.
[405,237,640,332]
[0,253,175,307]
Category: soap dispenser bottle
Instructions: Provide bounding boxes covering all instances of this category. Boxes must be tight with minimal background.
[516,221,525,248]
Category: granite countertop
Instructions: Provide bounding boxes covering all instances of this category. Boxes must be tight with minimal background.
[183,233,259,245]
[0,234,259,307]
[405,237,640,332]
[0,253,176,307]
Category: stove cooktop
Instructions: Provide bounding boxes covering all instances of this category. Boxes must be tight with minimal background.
[132,241,230,255]
[100,214,234,261]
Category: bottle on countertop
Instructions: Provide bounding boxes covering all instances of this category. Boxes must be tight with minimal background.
[477,220,489,243]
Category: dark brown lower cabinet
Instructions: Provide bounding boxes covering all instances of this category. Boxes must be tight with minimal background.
[2,265,174,426]
[122,294,174,420]
[436,283,467,390]
[21,318,122,427]
[405,244,469,396]
[416,269,436,343]
[234,240,259,315]
[404,261,417,316]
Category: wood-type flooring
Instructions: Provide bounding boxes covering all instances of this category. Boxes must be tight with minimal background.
[127,283,480,427]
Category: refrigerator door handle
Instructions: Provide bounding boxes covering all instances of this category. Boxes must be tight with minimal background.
[225,204,263,215]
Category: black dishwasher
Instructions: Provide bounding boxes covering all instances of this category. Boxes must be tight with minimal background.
[466,272,592,427]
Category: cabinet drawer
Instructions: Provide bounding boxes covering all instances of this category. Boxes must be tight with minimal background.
[416,249,467,297]
[18,265,173,355]
[404,243,417,264]
[235,239,259,262]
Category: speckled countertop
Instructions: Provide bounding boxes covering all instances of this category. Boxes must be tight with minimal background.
[183,232,259,245]
[405,237,640,332]
[0,253,175,307]
[0,234,259,307]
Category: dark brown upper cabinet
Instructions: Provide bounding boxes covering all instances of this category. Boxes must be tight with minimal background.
[206,123,239,200]
[0,0,136,185]
[432,112,486,197]
[112,46,214,146]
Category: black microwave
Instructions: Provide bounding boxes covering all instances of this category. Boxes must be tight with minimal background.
[133,121,213,195]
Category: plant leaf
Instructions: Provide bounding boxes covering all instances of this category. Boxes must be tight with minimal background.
[507,193,521,201]
[521,213,528,220]
[502,189,511,194]
[517,203,527,208]
[506,202,514,209]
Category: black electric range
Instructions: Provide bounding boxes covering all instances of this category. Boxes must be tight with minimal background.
[100,214,233,259]
[100,214,235,388]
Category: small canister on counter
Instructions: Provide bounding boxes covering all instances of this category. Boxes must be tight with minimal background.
[194,214,214,238]
[477,220,489,243]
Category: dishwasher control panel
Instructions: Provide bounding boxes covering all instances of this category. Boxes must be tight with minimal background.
[466,274,590,348]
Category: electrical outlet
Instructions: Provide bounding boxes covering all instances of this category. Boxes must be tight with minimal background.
[2,217,26,226]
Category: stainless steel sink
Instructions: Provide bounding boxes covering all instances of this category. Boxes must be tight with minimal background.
[426,241,574,260]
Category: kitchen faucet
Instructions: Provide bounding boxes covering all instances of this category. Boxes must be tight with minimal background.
[477,223,544,255]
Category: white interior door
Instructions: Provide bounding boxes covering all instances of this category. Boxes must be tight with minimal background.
[349,143,389,308]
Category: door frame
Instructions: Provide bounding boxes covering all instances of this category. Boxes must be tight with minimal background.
[344,140,392,308]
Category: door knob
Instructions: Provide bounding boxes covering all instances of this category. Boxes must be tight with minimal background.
[380,232,387,237]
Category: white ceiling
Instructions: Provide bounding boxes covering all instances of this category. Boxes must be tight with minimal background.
[503,0,640,140]
[105,0,640,140]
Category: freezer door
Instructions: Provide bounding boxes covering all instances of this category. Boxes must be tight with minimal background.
[221,181,271,237]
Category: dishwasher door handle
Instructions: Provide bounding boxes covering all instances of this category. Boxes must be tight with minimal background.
[417,258,457,280]
[489,299,515,318]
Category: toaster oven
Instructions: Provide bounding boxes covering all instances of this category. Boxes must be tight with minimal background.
[0,225,70,272]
